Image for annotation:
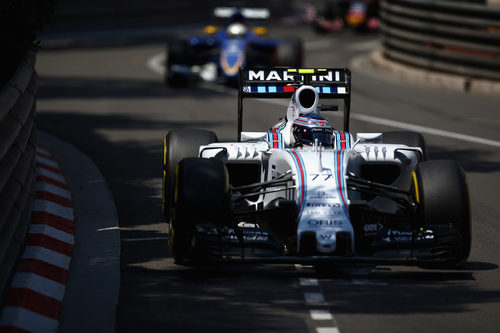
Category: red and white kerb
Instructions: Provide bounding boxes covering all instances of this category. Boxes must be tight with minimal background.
[0,147,75,332]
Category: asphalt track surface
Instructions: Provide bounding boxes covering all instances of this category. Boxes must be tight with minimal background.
[35,25,500,332]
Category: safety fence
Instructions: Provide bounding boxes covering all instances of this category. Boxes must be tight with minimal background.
[0,52,37,302]
[379,0,500,81]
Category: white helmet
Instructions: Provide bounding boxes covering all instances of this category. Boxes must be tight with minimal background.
[227,22,248,36]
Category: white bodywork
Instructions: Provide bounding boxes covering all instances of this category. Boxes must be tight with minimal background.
[199,133,421,254]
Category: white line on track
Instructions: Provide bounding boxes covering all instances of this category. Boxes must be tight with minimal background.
[97,227,120,231]
[317,328,340,333]
[148,53,165,76]
[295,266,340,332]
[310,309,334,320]
[97,226,120,232]
[336,278,389,286]
[353,113,500,148]
[299,277,319,286]
[304,292,326,304]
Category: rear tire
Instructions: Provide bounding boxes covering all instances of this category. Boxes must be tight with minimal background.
[415,160,471,266]
[382,131,428,161]
[162,129,218,223]
[170,158,230,264]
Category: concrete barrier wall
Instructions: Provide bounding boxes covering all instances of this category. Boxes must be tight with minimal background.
[379,0,500,81]
[0,52,37,302]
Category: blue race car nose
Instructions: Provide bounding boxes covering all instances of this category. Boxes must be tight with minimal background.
[220,39,247,77]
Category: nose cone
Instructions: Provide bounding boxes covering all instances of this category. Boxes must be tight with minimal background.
[220,39,246,77]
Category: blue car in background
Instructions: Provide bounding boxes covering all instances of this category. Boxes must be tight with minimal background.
[165,7,303,86]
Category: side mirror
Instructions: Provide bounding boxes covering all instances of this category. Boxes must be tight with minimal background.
[252,27,268,35]
[204,25,218,34]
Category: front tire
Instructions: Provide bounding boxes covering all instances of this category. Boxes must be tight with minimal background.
[162,129,218,223]
[169,158,230,264]
[415,160,471,266]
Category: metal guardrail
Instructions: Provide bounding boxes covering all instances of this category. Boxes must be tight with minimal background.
[0,52,37,302]
[379,0,500,81]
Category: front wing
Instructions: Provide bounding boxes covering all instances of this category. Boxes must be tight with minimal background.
[187,221,465,266]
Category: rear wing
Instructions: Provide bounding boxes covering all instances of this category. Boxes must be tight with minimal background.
[237,67,351,141]
[214,7,270,20]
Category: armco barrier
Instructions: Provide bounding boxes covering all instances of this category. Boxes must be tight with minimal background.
[379,0,500,81]
[0,52,37,303]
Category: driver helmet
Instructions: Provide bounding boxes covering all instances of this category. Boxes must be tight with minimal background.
[226,22,248,36]
[292,114,334,147]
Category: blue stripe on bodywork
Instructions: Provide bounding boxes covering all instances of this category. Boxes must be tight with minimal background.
[267,122,286,148]
[334,150,349,216]
[277,122,286,148]
[286,150,307,221]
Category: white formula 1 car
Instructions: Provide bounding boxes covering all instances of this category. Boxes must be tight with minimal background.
[162,67,471,268]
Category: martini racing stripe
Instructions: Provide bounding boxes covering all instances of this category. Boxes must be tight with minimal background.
[243,85,347,94]
[267,122,286,148]
[244,85,295,93]
[314,86,347,94]
[333,130,351,149]
[287,150,307,220]
[334,150,349,216]
[294,116,331,128]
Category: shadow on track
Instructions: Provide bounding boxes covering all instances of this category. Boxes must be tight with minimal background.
[38,76,234,99]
